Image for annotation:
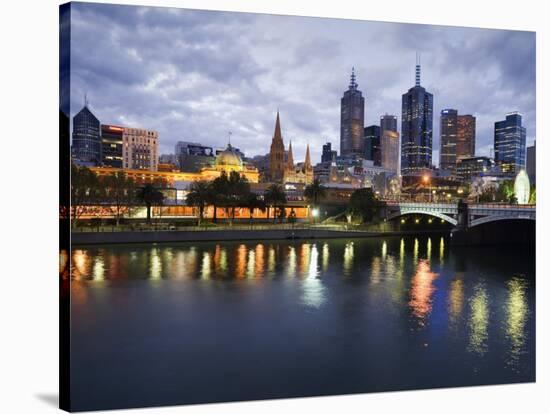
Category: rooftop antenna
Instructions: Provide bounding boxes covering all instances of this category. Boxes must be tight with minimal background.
[228,131,232,146]
[350,67,358,89]
[415,53,421,87]
[84,92,89,108]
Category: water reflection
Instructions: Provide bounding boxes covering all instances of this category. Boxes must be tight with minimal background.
[505,277,528,369]
[448,278,464,329]
[301,244,326,308]
[468,283,489,355]
[150,248,162,280]
[409,259,438,326]
[92,256,105,281]
[343,242,354,274]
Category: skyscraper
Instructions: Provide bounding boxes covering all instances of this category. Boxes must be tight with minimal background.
[380,114,398,134]
[439,109,458,173]
[340,68,365,157]
[457,114,476,161]
[381,130,400,173]
[321,142,337,163]
[72,103,101,165]
[101,125,124,168]
[494,112,526,176]
[364,125,381,165]
[401,57,433,175]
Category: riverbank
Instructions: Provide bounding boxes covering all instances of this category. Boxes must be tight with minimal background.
[72,228,449,245]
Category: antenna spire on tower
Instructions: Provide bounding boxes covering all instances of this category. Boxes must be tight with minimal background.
[415,53,421,87]
[228,131,232,146]
[350,67,358,89]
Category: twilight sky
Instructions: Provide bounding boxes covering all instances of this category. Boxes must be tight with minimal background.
[69,2,536,166]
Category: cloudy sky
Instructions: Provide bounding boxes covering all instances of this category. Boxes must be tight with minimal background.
[69,2,536,166]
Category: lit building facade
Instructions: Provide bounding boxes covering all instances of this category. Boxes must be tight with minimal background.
[321,142,337,163]
[456,114,476,161]
[439,109,458,173]
[101,125,124,168]
[123,127,159,171]
[380,114,398,134]
[456,156,494,182]
[72,105,101,165]
[401,59,433,176]
[381,130,400,174]
[340,68,365,157]
[494,112,526,176]
[364,125,381,165]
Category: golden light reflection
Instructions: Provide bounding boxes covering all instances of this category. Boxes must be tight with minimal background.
[308,244,319,278]
[72,249,90,280]
[268,245,276,274]
[409,259,437,325]
[426,237,432,260]
[298,244,311,277]
[92,256,105,281]
[468,283,489,355]
[413,238,419,265]
[322,243,329,272]
[236,244,247,278]
[399,238,405,268]
[246,249,256,278]
[448,278,464,329]
[200,251,212,279]
[150,248,162,279]
[371,257,381,284]
[439,237,445,263]
[254,244,264,278]
[505,277,528,368]
[287,246,297,277]
[381,241,387,260]
[59,249,69,280]
[343,242,354,274]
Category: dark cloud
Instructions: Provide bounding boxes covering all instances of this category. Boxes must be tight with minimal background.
[70,3,536,164]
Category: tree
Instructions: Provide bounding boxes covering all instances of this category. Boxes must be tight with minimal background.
[529,185,536,204]
[497,180,517,204]
[186,181,210,226]
[101,171,136,226]
[225,171,250,225]
[304,178,327,207]
[264,184,287,223]
[70,164,101,229]
[136,184,165,224]
[209,172,229,223]
[347,188,382,223]
[243,191,266,226]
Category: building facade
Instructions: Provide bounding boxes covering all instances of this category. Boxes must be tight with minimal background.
[456,156,494,182]
[439,109,458,174]
[381,130,400,174]
[401,60,433,176]
[380,114,398,134]
[456,114,476,161]
[321,142,337,163]
[122,127,159,171]
[72,105,101,165]
[494,112,526,176]
[101,124,124,168]
[526,141,536,183]
[340,68,365,157]
[364,125,381,166]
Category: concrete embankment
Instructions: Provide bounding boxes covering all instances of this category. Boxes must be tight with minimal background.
[72,228,448,245]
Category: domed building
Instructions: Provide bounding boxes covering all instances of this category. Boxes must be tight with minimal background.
[215,143,244,172]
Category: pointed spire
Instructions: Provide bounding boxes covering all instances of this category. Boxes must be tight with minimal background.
[304,143,311,169]
[415,53,421,87]
[273,110,283,143]
[349,67,358,90]
[287,139,294,169]
[84,92,89,108]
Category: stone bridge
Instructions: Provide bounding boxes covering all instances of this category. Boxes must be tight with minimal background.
[384,201,536,229]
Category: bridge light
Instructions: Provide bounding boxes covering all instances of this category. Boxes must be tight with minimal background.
[428,218,433,223]
[415,218,420,224]
[401,219,406,224]
[441,219,445,223]
[422,175,430,184]
[446,193,452,199]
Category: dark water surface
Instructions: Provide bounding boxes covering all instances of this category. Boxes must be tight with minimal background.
[70,236,535,411]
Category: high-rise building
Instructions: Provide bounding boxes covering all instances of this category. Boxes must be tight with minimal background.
[101,125,124,168]
[494,112,526,176]
[269,111,286,182]
[457,115,476,161]
[439,109,458,173]
[72,104,101,165]
[526,140,536,183]
[456,156,494,182]
[381,130,400,173]
[401,57,433,175]
[364,125,381,166]
[122,127,159,171]
[380,114,398,134]
[340,68,365,157]
[321,142,337,163]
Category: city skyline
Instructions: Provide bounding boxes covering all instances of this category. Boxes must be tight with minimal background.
[69,3,535,165]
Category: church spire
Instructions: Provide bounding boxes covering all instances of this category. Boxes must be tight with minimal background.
[304,143,311,169]
[273,110,283,143]
[287,139,294,170]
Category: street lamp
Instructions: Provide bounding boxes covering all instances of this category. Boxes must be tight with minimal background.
[423,175,432,202]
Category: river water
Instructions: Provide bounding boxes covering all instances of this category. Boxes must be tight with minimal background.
[70,236,535,411]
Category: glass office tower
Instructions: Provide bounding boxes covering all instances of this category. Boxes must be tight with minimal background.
[494,112,526,176]
[340,68,365,157]
[72,105,101,164]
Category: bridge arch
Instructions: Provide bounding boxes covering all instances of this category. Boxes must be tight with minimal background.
[469,215,535,228]
[387,210,457,226]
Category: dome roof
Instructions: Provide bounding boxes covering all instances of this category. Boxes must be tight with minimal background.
[216,144,243,168]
